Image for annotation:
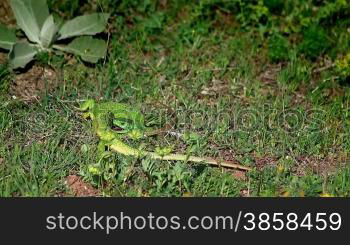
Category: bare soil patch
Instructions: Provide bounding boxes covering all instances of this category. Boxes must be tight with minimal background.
[0,0,15,26]
[258,63,282,85]
[253,152,348,176]
[294,153,349,176]
[65,175,99,197]
[10,65,59,102]
[0,53,6,65]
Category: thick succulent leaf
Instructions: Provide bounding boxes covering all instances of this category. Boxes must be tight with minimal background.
[0,24,17,50]
[9,0,49,43]
[9,42,37,68]
[39,15,57,48]
[30,0,50,29]
[58,13,110,40]
[54,36,107,63]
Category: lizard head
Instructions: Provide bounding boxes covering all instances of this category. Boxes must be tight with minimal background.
[112,110,145,139]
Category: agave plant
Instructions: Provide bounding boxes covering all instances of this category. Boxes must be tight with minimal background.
[0,0,110,69]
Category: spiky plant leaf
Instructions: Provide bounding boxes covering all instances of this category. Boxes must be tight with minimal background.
[9,42,37,68]
[54,36,107,63]
[39,15,57,48]
[58,13,110,40]
[0,24,16,50]
[9,0,49,43]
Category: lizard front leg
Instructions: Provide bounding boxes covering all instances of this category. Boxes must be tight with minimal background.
[97,140,114,159]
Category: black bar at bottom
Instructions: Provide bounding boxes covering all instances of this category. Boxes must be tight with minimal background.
[0,198,348,243]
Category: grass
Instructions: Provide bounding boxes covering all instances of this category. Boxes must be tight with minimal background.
[0,0,350,197]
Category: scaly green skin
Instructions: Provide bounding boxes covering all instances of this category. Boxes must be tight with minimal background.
[80,99,146,139]
[79,100,252,171]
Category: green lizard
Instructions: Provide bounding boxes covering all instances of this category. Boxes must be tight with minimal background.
[79,99,252,171]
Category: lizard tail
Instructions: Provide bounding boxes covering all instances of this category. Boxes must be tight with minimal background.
[109,142,252,171]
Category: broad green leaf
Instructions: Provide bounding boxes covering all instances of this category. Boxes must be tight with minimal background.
[54,36,107,63]
[9,0,49,43]
[31,0,50,29]
[9,42,37,68]
[0,24,16,50]
[58,13,110,40]
[39,15,57,48]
